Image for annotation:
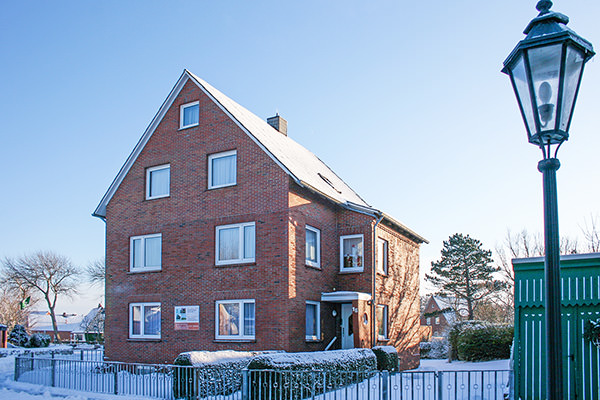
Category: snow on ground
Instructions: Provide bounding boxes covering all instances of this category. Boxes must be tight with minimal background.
[410,358,510,371]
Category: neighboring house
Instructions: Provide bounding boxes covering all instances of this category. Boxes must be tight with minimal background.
[72,305,105,343]
[93,70,427,368]
[420,296,457,337]
[31,307,104,343]
[31,314,83,342]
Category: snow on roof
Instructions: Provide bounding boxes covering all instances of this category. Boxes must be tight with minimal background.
[92,70,427,244]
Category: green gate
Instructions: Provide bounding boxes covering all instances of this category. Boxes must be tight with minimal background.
[513,253,600,400]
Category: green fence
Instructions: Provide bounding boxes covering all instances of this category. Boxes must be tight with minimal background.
[513,253,600,400]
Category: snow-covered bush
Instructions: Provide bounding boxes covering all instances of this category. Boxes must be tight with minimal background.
[173,350,274,399]
[372,346,398,371]
[448,320,490,360]
[420,338,449,359]
[8,324,29,347]
[247,349,377,400]
[449,322,513,361]
[27,333,51,348]
[457,324,513,361]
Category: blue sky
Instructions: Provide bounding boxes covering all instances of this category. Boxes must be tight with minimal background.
[2,1,600,314]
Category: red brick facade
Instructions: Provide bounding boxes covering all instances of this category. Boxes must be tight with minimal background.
[99,73,425,369]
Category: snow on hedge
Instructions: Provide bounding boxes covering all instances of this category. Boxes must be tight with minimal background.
[174,350,267,367]
[248,348,376,371]
[372,346,398,371]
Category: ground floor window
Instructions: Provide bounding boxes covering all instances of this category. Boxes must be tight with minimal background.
[129,302,161,339]
[305,301,320,341]
[376,304,388,340]
[215,299,255,340]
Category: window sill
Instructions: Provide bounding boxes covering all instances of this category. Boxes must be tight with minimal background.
[146,194,170,201]
[338,269,364,274]
[213,339,256,343]
[377,337,389,343]
[376,271,388,277]
[127,338,162,342]
[179,123,199,131]
[305,263,321,270]
[215,262,256,268]
[305,338,322,343]
[207,183,237,190]
[128,269,162,274]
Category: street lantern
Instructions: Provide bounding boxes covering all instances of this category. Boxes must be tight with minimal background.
[503,0,594,157]
[502,1,594,399]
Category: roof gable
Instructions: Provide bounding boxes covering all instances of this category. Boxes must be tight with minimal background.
[92,70,427,244]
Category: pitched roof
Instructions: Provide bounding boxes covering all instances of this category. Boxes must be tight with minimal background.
[93,70,427,244]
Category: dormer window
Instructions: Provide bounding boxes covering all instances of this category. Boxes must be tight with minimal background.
[180,101,199,129]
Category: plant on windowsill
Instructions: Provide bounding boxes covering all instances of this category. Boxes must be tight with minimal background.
[583,318,600,349]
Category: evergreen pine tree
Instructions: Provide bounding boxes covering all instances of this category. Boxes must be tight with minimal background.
[426,233,506,320]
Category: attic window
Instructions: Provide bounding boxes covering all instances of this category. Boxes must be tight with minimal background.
[318,173,342,194]
[180,101,199,129]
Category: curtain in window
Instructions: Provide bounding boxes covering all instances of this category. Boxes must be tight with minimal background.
[306,304,316,337]
[219,227,239,261]
[145,236,161,267]
[132,239,143,269]
[150,167,170,197]
[183,104,199,127]
[144,305,161,336]
[306,230,317,262]
[243,303,255,336]
[212,154,236,187]
[219,303,239,336]
[342,237,363,268]
[131,305,141,335]
[243,225,255,259]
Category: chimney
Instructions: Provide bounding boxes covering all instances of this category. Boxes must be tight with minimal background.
[267,114,287,136]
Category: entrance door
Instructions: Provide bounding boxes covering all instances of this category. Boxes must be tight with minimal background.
[341,303,354,349]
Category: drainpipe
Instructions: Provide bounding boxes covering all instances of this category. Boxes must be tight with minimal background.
[371,213,384,347]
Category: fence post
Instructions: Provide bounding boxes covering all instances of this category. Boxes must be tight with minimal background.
[14,357,19,381]
[51,358,55,387]
[381,370,389,400]
[242,369,249,400]
[437,371,444,400]
[113,366,118,395]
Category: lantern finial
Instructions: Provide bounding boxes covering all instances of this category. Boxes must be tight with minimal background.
[536,1,553,14]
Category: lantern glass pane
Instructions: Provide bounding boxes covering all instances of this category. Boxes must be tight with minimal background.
[529,44,562,132]
[510,54,537,136]
[559,46,585,131]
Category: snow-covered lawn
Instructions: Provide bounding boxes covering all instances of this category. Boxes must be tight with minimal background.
[411,358,510,371]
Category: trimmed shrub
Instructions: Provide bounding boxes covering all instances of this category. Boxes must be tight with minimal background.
[247,349,377,400]
[173,350,273,399]
[456,324,513,361]
[27,333,51,348]
[372,346,398,371]
[448,320,490,360]
[420,338,449,359]
[8,324,29,347]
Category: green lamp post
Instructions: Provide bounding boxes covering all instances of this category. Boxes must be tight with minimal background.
[502,1,594,399]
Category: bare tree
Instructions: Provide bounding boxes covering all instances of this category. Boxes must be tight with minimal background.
[1,252,80,342]
[581,214,600,252]
[85,258,105,287]
[0,285,36,331]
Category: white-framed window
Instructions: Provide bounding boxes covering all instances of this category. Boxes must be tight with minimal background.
[376,304,388,340]
[208,150,237,189]
[215,222,255,265]
[340,234,364,272]
[376,238,388,275]
[146,164,170,200]
[435,316,440,325]
[426,317,431,325]
[129,302,161,339]
[305,225,321,268]
[305,301,321,341]
[215,299,255,340]
[180,101,199,129]
[130,233,162,272]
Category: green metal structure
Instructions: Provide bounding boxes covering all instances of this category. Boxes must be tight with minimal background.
[513,253,600,400]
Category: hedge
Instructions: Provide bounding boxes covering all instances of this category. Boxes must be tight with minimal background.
[448,321,513,361]
[247,349,377,400]
[372,346,398,371]
[173,350,273,399]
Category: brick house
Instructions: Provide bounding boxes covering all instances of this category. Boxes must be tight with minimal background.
[93,70,427,368]
[420,296,457,337]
